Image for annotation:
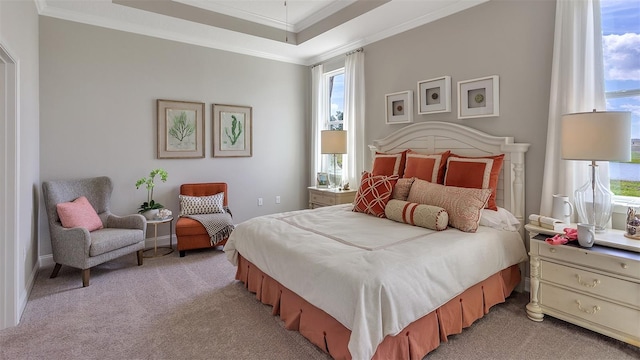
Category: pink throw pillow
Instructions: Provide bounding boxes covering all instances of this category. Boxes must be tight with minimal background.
[56,196,104,231]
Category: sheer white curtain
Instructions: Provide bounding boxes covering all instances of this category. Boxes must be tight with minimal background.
[540,0,606,217]
[310,64,325,186]
[344,50,365,187]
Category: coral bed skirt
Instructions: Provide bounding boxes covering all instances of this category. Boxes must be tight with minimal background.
[236,255,520,360]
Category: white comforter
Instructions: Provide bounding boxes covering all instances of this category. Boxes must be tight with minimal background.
[224,205,527,360]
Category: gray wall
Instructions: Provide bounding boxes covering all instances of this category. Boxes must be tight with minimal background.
[38,0,555,257]
[363,0,555,223]
[39,17,309,256]
[0,0,40,325]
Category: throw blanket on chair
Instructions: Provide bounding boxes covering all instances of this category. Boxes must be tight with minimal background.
[183,212,235,246]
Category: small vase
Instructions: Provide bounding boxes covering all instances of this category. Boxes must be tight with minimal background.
[142,209,159,220]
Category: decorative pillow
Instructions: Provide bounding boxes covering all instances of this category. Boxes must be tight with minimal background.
[385,199,448,231]
[444,154,504,211]
[391,177,415,201]
[179,192,225,216]
[480,207,521,231]
[406,179,491,232]
[352,172,399,217]
[372,150,407,177]
[56,196,104,231]
[403,150,450,183]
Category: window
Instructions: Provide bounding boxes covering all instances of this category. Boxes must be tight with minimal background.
[601,0,640,200]
[323,68,345,186]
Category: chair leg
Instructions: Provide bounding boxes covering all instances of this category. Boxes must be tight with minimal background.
[82,268,90,287]
[50,263,62,279]
[137,250,143,266]
[179,250,186,257]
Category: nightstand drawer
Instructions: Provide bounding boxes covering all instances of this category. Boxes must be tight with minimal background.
[539,242,640,279]
[310,192,335,206]
[540,283,640,337]
[540,261,640,307]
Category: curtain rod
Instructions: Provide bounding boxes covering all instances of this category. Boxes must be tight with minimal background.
[311,47,364,68]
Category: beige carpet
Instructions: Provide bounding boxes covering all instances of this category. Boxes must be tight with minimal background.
[1,248,638,360]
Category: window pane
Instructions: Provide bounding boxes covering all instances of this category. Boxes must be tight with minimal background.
[601,0,640,198]
[324,70,345,186]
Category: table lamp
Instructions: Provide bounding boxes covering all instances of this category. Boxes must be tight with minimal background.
[561,110,631,232]
[321,130,347,188]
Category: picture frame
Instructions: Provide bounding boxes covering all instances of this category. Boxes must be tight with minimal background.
[157,99,205,159]
[385,90,413,124]
[417,76,451,114]
[317,172,329,188]
[212,104,253,157]
[457,75,500,119]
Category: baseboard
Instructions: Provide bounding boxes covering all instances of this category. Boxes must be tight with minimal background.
[18,261,39,323]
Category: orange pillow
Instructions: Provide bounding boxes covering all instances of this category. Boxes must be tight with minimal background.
[372,150,407,177]
[403,150,450,183]
[56,196,104,231]
[444,154,504,211]
[352,172,399,217]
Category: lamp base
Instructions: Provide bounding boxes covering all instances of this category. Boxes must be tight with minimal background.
[574,163,613,233]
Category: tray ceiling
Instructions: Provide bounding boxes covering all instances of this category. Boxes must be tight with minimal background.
[36,0,487,65]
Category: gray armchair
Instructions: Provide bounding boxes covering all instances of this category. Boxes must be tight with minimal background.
[42,176,146,287]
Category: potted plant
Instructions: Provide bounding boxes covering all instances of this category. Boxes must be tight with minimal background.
[135,168,168,220]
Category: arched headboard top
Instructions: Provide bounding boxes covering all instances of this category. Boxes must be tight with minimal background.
[369,121,530,230]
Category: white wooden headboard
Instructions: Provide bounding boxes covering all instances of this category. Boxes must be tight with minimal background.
[369,121,530,234]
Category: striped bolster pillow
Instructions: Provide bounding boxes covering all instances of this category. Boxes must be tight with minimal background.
[384,199,448,231]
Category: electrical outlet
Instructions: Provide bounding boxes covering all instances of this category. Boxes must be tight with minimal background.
[258,197,263,206]
[276,196,281,204]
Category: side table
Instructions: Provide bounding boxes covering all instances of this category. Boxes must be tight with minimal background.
[308,186,357,209]
[144,216,174,258]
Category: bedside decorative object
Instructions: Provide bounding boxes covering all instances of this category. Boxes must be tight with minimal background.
[321,130,347,188]
[551,194,573,224]
[135,168,168,219]
[626,206,640,240]
[308,186,356,209]
[525,223,640,347]
[316,172,329,188]
[561,110,631,232]
[577,223,596,247]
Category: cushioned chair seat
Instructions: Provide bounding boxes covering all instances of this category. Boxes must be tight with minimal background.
[89,228,146,257]
[175,218,209,237]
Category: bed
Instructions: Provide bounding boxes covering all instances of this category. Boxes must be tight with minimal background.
[224,121,530,360]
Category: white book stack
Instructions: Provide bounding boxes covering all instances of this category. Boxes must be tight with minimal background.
[528,214,568,232]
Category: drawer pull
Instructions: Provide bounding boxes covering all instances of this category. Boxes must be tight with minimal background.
[575,300,601,315]
[549,248,557,253]
[575,274,600,288]
[621,263,629,269]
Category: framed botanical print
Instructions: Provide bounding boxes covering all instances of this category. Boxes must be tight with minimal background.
[157,99,205,159]
[212,104,253,157]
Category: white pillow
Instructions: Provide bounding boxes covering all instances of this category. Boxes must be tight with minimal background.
[179,193,225,216]
[479,207,521,231]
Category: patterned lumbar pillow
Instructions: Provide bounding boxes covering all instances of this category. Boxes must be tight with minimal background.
[385,199,448,231]
[179,193,225,216]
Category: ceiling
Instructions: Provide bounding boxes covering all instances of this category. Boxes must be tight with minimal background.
[36,0,487,65]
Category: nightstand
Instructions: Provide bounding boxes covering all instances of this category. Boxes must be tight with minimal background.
[308,186,357,209]
[525,224,640,346]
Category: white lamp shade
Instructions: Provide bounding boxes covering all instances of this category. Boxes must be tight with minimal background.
[561,111,631,162]
[321,130,347,154]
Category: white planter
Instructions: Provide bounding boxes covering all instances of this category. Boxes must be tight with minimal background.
[142,209,159,220]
